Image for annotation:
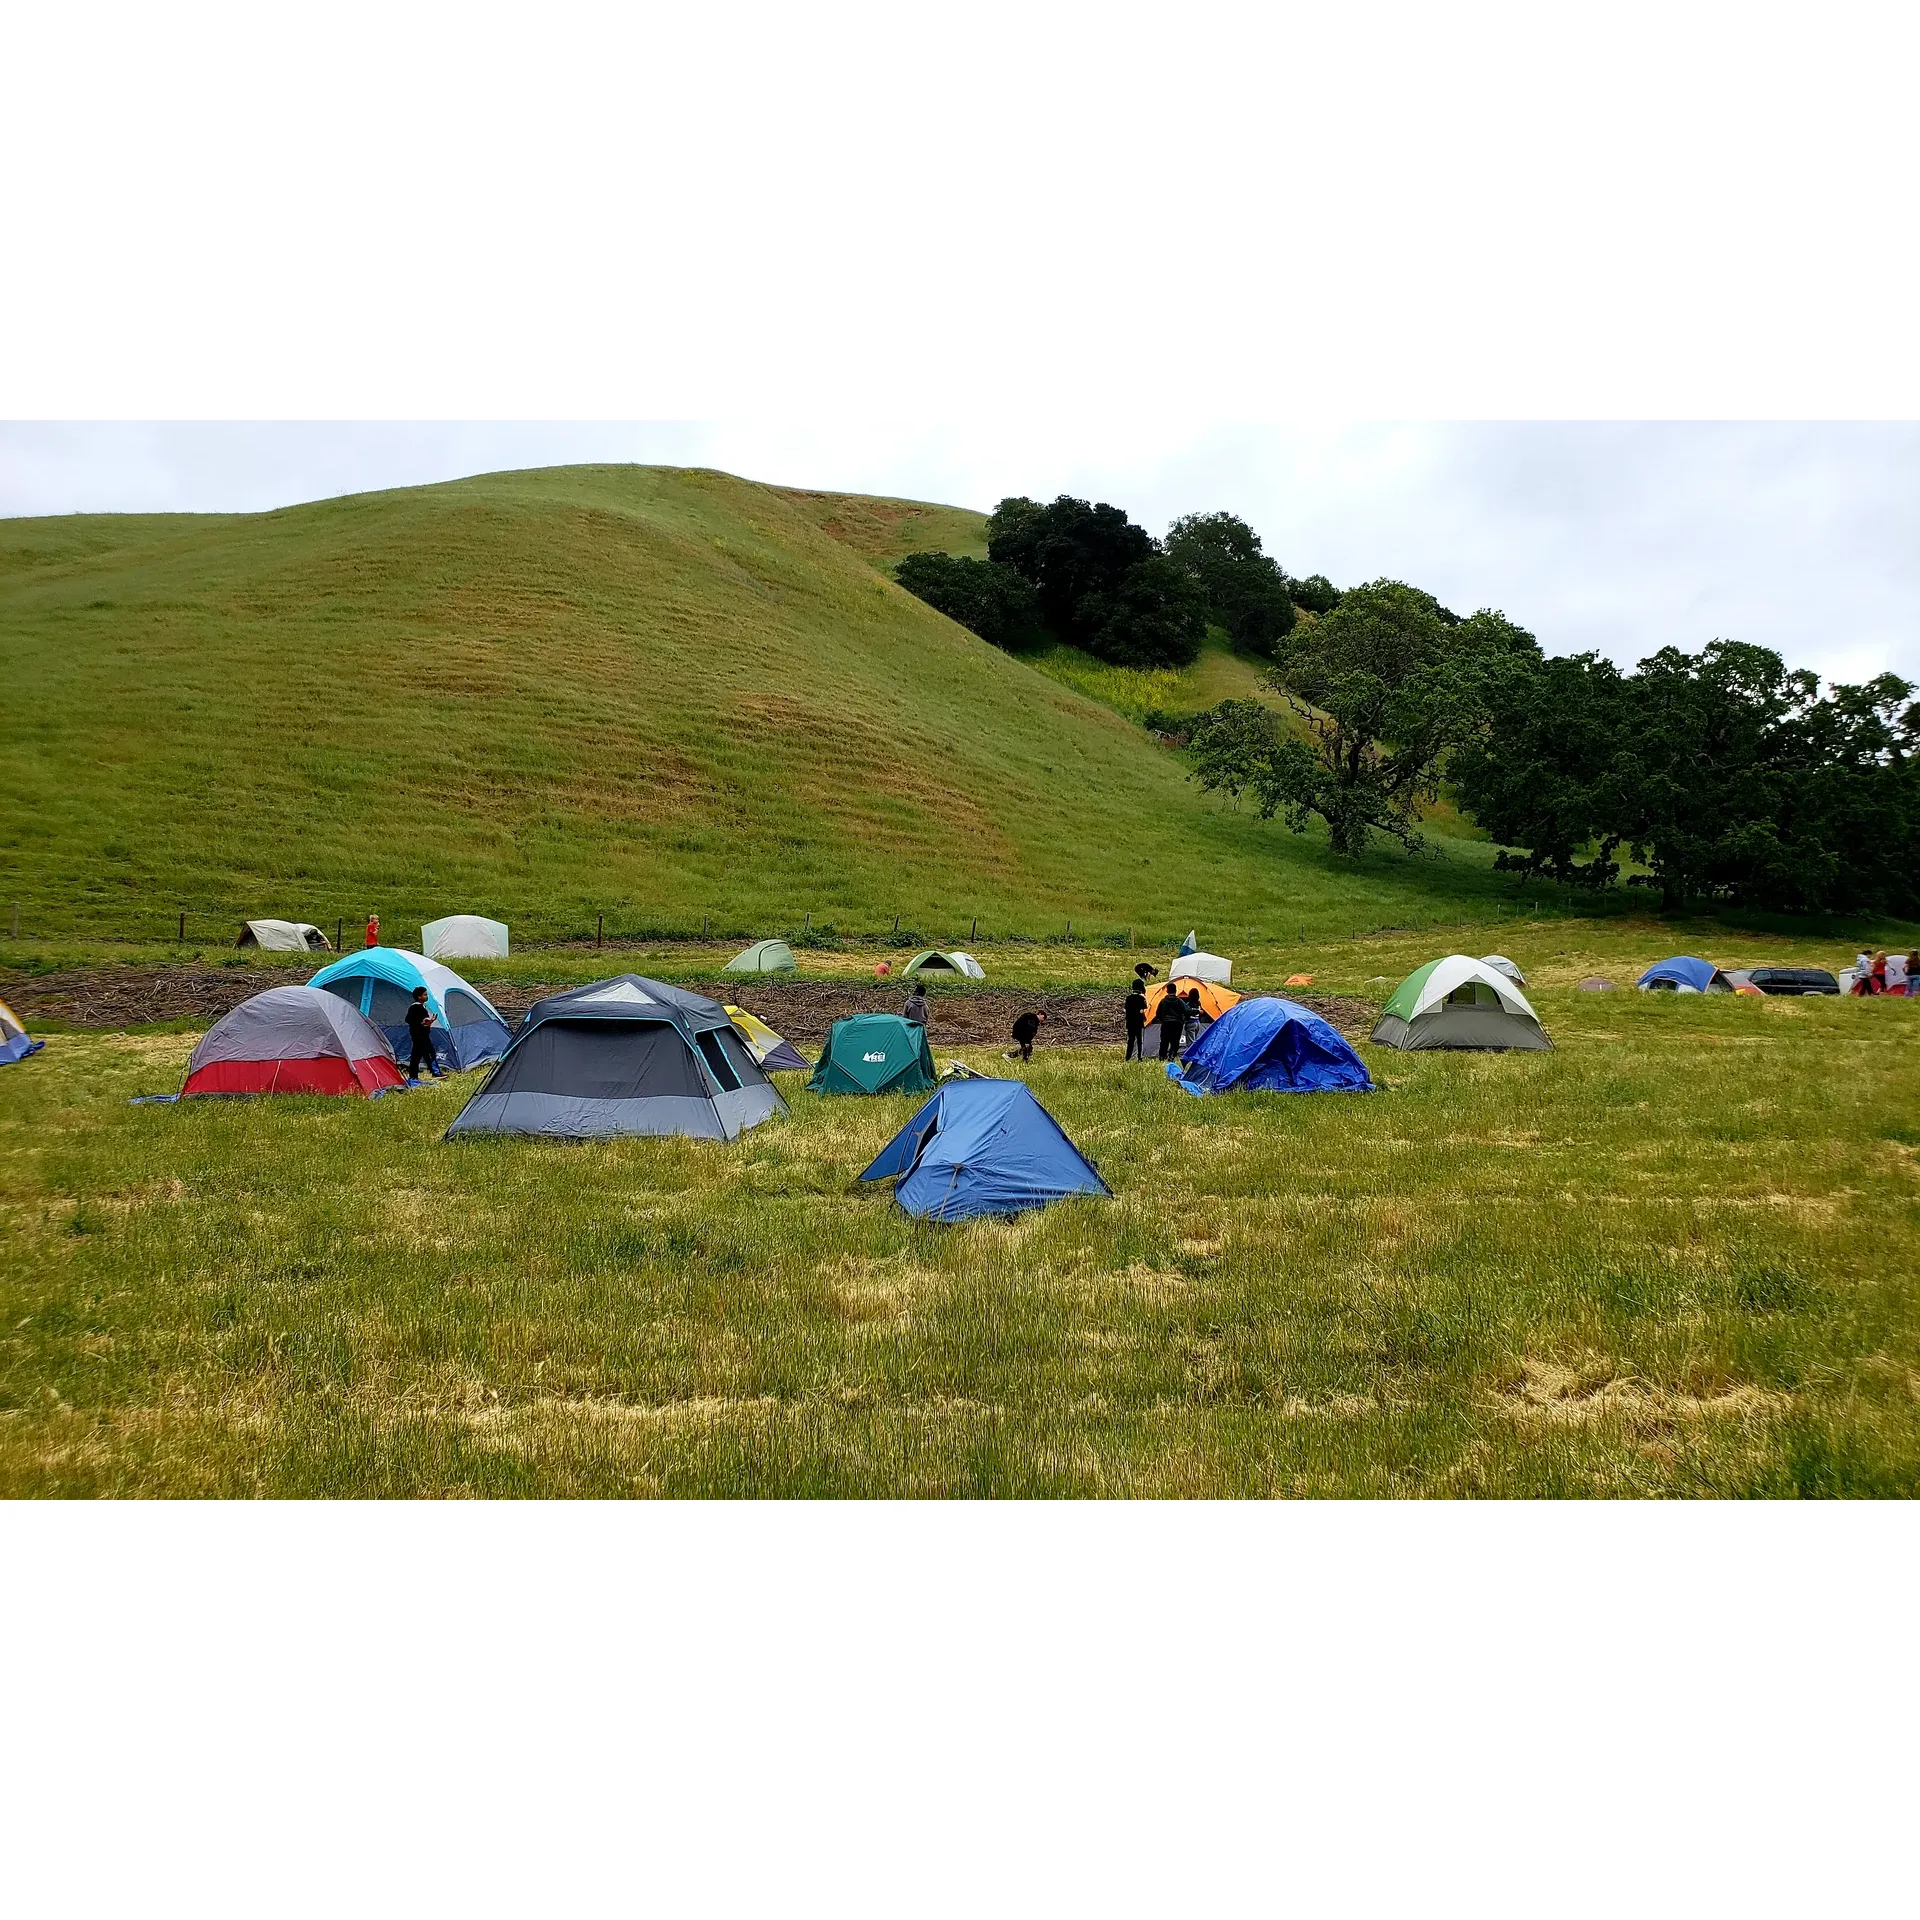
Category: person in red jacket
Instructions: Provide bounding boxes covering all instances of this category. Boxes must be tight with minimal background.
[365,913,380,949]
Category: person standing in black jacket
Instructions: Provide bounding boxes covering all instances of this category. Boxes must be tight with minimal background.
[1154,987,1188,1061]
[1124,983,1148,1060]
[403,987,441,1080]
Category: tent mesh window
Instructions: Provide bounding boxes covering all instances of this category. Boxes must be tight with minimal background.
[315,979,362,1011]
[713,1027,759,1085]
[1446,982,1501,1007]
[443,990,493,1027]
[490,1020,708,1100]
[368,980,415,1025]
[694,1029,742,1092]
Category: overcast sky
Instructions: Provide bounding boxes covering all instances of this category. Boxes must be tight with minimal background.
[2,421,1914,686]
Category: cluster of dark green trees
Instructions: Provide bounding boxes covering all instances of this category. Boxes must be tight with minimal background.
[1183,580,1920,915]
[895,495,1338,670]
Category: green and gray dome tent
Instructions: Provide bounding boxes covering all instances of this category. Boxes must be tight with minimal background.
[902,950,985,980]
[808,1013,937,1095]
[724,939,798,975]
[1371,955,1552,1052]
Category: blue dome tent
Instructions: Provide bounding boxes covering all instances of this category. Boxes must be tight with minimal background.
[1637,956,1732,993]
[1169,996,1373,1095]
[859,1079,1110,1222]
[306,948,511,1070]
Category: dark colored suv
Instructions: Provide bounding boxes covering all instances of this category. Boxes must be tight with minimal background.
[1736,967,1840,996]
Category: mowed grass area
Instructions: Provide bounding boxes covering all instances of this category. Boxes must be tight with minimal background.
[5,984,1917,1497]
[1,462,1537,949]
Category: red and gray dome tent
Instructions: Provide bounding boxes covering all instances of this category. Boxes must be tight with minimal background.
[445,975,786,1141]
[181,986,404,1097]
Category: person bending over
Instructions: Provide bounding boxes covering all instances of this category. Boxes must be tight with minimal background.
[403,986,440,1080]
[1009,1009,1044,1062]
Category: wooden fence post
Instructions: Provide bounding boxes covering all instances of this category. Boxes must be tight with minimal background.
[597,913,604,948]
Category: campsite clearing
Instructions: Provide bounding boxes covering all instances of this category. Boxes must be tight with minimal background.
[4,984,1916,1496]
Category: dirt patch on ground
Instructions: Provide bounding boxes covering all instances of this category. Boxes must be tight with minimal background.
[1,966,1379,1048]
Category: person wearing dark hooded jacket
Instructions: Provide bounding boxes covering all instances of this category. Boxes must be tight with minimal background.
[1124,983,1148,1060]
[1154,987,1189,1060]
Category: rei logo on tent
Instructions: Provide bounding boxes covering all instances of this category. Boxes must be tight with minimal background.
[863,1051,888,1063]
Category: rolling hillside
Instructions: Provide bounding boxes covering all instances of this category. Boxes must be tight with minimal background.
[0,464,1521,945]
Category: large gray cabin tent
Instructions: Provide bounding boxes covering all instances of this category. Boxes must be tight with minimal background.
[445,974,786,1141]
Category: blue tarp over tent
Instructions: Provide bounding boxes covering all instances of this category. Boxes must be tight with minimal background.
[859,1078,1111,1222]
[1637,956,1727,993]
[1168,995,1373,1095]
[306,948,511,1070]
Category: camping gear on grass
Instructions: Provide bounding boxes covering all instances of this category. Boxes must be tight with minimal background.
[808,1013,937,1096]
[1637,957,1732,993]
[237,919,331,952]
[1577,977,1616,992]
[859,1078,1110,1221]
[1169,950,1232,986]
[902,950,986,980]
[420,914,509,960]
[446,975,784,1142]
[1144,978,1241,1024]
[1169,996,1372,1095]
[1372,956,1552,1052]
[0,996,45,1066]
[725,1006,809,1071]
[1480,955,1527,985]
[307,948,511,1070]
[182,986,402,1097]
[724,939,798,975]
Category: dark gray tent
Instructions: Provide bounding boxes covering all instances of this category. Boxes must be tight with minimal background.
[445,975,786,1141]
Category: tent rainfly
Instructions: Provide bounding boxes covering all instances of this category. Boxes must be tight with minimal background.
[420,914,509,960]
[446,975,784,1141]
[1169,996,1373,1095]
[725,1006,809,1072]
[859,1078,1110,1221]
[1371,956,1552,1051]
[902,950,986,980]
[1145,978,1240,1023]
[1,996,45,1066]
[1169,951,1232,986]
[306,947,512,1070]
[1637,957,1733,993]
[724,940,798,975]
[237,919,331,952]
[1480,954,1527,985]
[808,1014,937,1096]
[182,986,403,1097]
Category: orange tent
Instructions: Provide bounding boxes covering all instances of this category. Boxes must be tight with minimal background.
[1145,978,1241,1022]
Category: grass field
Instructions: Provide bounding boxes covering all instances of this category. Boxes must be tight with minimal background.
[1,463,1546,950]
[5,933,1916,1497]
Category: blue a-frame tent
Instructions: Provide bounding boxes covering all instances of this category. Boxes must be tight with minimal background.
[860,1078,1110,1222]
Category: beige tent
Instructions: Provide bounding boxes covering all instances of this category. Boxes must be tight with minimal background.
[237,919,331,953]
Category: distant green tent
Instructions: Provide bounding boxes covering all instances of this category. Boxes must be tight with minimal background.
[724,939,798,975]
[1371,955,1551,1051]
[808,1014,937,1095]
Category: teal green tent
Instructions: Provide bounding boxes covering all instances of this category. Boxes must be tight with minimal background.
[724,939,798,975]
[808,1014,936,1095]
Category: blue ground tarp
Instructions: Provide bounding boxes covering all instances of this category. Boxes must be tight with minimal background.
[2,1032,46,1066]
[859,1078,1110,1222]
[1167,995,1373,1095]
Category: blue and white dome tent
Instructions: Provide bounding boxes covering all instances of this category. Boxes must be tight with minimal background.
[1636,956,1732,994]
[305,948,511,1070]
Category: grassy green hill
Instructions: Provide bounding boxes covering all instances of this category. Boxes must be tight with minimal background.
[1,463,1531,947]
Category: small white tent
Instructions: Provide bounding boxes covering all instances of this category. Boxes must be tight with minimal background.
[1170,951,1232,986]
[421,914,510,961]
[237,919,331,953]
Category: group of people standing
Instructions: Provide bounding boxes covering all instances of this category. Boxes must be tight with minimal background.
[1124,966,1206,1062]
[1852,950,1917,995]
